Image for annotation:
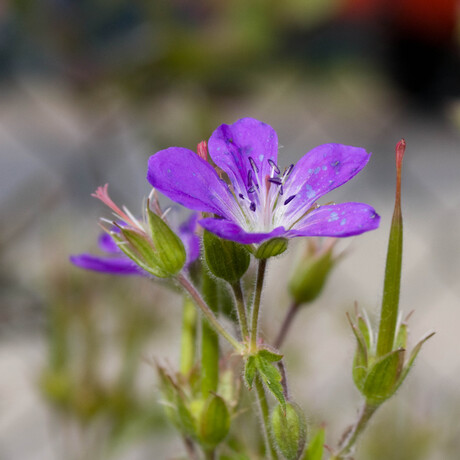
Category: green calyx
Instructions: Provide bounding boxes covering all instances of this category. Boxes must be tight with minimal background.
[111,206,186,278]
[203,230,250,283]
[349,309,434,405]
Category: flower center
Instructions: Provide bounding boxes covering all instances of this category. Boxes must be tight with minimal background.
[233,157,298,232]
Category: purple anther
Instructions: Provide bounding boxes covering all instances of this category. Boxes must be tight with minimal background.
[284,195,296,205]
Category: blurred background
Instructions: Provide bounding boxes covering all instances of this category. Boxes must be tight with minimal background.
[1,0,460,459]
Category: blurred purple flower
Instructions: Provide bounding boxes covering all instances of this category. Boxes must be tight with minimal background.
[147,117,380,244]
[70,185,200,276]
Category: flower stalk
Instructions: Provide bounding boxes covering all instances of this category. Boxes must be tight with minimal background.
[231,281,249,341]
[201,271,220,396]
[255,376,279,460]
[180,296,197,376]
[332,402,378,459]
[250,258,268,351]
[176,273,243,353]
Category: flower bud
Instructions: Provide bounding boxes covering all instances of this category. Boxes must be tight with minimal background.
[203,230,250,283]
[198,394,231,448]
[270,402,307,460]
[289,240,338,305]
[254,237,288,259]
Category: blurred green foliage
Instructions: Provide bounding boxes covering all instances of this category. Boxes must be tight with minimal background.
[39,268,167,456]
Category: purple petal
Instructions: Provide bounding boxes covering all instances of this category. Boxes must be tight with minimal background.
[178,213,200,265]
[288,203,380,238]
[199,217,286,244]
[147,147,235,219]
[284,144,371,214]
[208,118,278,193]
[70,254,146,276]
[98,232,119,253]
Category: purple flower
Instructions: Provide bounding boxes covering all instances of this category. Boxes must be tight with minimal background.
[147,117,380,245]
[70,185,200,276]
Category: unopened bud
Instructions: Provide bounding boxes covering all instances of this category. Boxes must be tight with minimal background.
[270,402,307,460]
[289,240,338,305]
[197,141,208,161]
[198,394,231,447]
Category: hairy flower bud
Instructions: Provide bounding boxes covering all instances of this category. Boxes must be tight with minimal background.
[289,239,338,305]
[198,394,231,447]
[270,402,307,460]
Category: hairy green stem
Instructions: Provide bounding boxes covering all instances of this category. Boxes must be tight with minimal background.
[255,376,279,460]
[332,403,378,459]
[176,274,243,353]
[231,281,249,340]
[180,296,197,375]
[250,259,267,350]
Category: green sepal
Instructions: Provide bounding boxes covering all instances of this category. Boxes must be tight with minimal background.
[254,237,288,259]
[156,365,198,438]
[255,354,286,410]
[394,332,435,392]
[271,402,307,460]
[302,427,325,460]
[156,366,182,428]
[357,313,372,350]
[147,207,186,275]
[203,230,250,283]
[244,356,257,389]
[198,394,231,447]
[113,230,169,277]
[348,313,369,392]
[110,232,169,278]
[395,321,408,350]
[289,248,334,305]
[362,348,405,405]
[176,396,198,438]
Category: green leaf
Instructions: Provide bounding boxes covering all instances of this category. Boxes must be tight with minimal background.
[362,348,405,404]
[258,348,283,363]
[244,356,256,389]
[302,427,325,460]
[255,355,286,410]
